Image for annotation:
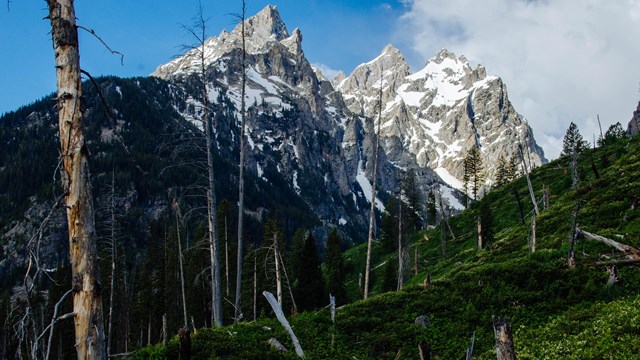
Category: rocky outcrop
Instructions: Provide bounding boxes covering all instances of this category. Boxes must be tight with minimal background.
[628,100,640,136]
[336,47,546,191]
[152,5,400,243]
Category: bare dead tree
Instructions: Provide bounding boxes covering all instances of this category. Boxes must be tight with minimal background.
[45,1,106,357]
[263,291,304,357]
[364,68,383,300]
[172,198,189,328]
[181,1,223,328]
[492,316,516,360]
[234,0,248,321]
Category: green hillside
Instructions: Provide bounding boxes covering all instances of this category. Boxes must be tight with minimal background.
[134,134,640,359]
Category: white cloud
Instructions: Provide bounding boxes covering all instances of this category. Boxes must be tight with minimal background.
[400,0,640,159]
[312,63,343,80]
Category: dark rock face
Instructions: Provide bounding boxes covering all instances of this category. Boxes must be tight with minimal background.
[628,100,640,136]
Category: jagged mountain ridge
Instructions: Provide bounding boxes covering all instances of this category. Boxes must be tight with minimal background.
[335,45,547,191]
[153,5,406,242]
[153,4,545,210]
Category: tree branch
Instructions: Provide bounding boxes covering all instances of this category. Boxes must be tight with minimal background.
[76,25,124,65]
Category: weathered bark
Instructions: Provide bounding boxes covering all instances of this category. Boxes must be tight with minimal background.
[477,217,483,250]
[274,233,283,306]
[492,316,516,360]
[267,338,288,352]
[414,247,419,276]
[576,227,640,258]
[263,291,304,357]
[465,332,476,360]
[606,265,619,287]
[568,148,580,269]
[46,1,106,358]
[363,70,383,300]
[234,0,247,321]
[519,144,539,216]
[595,258,640,266]
[530,215,536,253]
[542,184,550,210]
[162,314,167,348]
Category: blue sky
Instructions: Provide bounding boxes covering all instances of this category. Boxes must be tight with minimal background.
[0,0,414,115]
[2,0,639,159]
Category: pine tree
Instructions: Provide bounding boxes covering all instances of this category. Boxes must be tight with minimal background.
[426,191,437,227]
[598,122,625,146]
[380,197,398,252]
[495,156,509,188]
[324,229,347,305]
[463,146,484,200]
[561,122,589,156]
[401,169,422,231]
[295,233,325,312]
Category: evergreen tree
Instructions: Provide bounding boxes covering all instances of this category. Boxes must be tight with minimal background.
[294,233,325,312]
[495,156,509,188]
[401,169,422,231]
[381,259,397,293]
[426,191,437,227]
[598,122,625,146]
[463,146,484,200]
[380,197,399,252]
[561,122,589,156]
[479,201,494,246]
[324,229,347,305]
[507,155,520,182]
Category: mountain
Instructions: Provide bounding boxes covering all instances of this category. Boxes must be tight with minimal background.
[335,45,546,191]
[628,100,640,136]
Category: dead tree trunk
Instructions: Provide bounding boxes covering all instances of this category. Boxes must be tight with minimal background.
[274,234,283,306]
[530,215,536,253]
[107,171,116,356]
[576,227,640,257]
[414,248,419,276]
[173,200,189,328]
[234,0,247,322]
[477,217,483,250]
[363,70,383,300]
[492,316,516,360]
[46,1,106,358]
[397,190,404,291]
[568,148,580,269]
[263,291,304,357]
[511,185,525,225]
[253,252,257,321]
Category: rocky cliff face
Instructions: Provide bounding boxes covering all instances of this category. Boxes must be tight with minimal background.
[153,5,399,243]
[628,100,640,136]
[335,46,546,191]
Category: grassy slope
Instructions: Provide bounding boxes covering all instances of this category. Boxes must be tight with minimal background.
[134,135,640,359]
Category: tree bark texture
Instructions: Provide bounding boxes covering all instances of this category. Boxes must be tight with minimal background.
[263,291,304,357]
[492,316,516,360]
[46,1,106,358]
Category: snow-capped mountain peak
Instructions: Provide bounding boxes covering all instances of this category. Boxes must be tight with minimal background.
[151,5,294,79]
[337,45,546,191]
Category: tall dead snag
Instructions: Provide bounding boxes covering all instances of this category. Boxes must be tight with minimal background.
[263,291,304,357]
[187,2,223,328]
[529,215,536,253]
[363,69,383,300]
[178,327,192,360]
[477,217,483,250]
[568,147,580,269]
[234,0,247,322]
[492,316,516,360]
[46,1,106,358]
